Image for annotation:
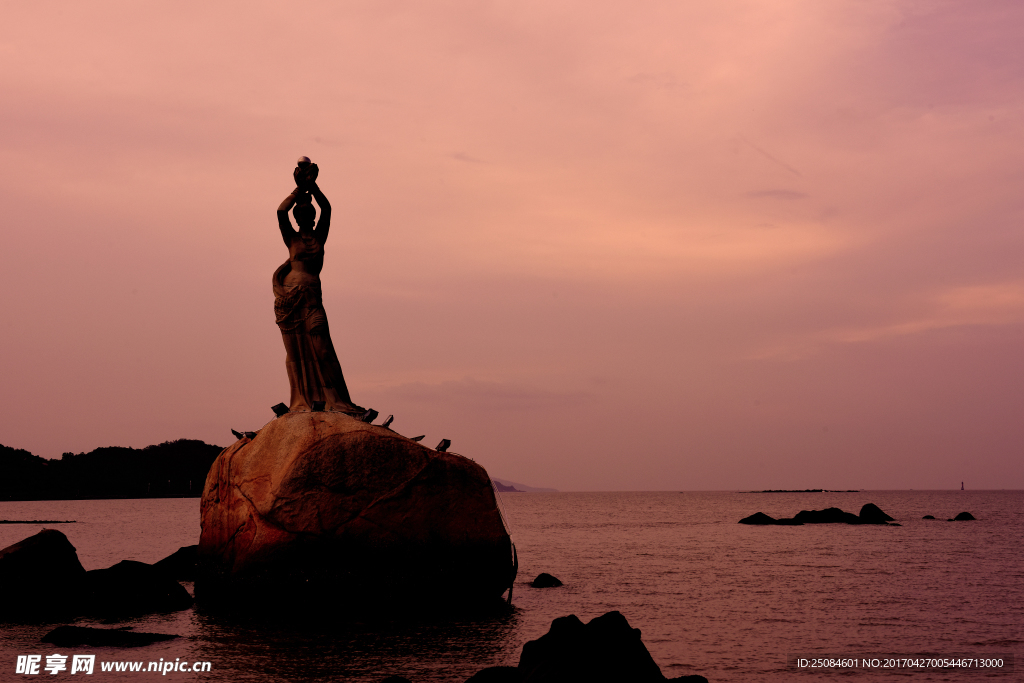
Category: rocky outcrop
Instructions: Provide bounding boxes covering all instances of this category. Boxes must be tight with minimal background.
[793,507,864,524]
[739,504,896,526]
[197,410,515,608]
[516,611,708,683]
[84,560,193,615]
[0,529,86,616]
[858,503,894,524]
[531,573,563,588]
[950,511,976,521]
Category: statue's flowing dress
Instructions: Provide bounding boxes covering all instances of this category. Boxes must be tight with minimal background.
[272,231,357,413]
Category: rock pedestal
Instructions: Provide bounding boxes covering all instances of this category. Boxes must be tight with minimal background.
[197,410,515,609]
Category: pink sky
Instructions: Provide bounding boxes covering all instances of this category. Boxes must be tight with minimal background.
[2,1,1022,490]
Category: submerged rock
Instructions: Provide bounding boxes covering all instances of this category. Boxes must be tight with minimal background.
[950,511,976,521]
[531,573,563,588]
[0,529,86,616]
[198,410,515,608]
[923,515,936,520]
[84,560,193,615]
[42,625,178,647]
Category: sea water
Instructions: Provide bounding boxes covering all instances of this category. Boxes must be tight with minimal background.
[1,490,1020,682]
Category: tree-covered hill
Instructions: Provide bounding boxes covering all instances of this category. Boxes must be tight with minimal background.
[0,440,224,500]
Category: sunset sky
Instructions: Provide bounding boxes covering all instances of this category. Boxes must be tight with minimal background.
[2,1,1022,490]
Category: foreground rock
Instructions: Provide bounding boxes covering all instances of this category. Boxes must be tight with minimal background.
[84,560,193,615]
[0,530,193,619]
[198,410,516,608]
[42,625,178,647]
[0,529,86,616]
[739,504,896,526]
[461,611,707,682]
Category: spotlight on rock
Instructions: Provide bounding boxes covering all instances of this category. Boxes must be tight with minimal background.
[231,429,243,440]
[360,409,378,423]
[271,403,289,417]
[436,439,451,452]
[410,435,425,442]
[382,415,394,429]
[312,401,325,412]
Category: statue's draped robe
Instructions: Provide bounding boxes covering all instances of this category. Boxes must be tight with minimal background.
[273,249,356,413]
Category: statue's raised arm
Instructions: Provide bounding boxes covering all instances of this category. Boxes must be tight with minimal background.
[271,157,361,415]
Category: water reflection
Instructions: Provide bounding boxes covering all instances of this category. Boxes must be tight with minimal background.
[191,606,523,682]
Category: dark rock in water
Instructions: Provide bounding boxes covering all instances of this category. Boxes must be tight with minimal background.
[42,625,177,647]
[531,573,563,588]
[950,511,976,521]
[465,666,521,682]
[84,560,193,615]
[153,545,198,581]
[0,529,86,616]
[741,505,897,526]
[923,515,935,520]
[858,503,894,524]
[198,411,516,609]
[793,507,864,524]
[739,512,777,525]
[518,611,666,683]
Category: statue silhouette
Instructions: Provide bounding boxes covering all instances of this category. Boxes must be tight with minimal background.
[273,157,362,414]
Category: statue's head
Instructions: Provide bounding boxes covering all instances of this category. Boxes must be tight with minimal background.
[293,194,316,229]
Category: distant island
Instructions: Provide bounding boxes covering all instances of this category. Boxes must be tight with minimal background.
[751,489,861,493]
[0,440,223,501]
[1,441,559,501]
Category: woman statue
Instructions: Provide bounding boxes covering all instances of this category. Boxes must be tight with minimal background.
[274,158,362,414]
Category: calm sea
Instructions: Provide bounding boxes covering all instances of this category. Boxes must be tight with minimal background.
[1,491,1020,682]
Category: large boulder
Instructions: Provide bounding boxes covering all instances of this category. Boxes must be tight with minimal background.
[197,410,515,608]
[0,529,86,616]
